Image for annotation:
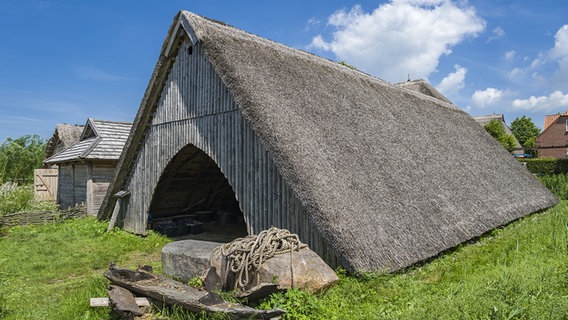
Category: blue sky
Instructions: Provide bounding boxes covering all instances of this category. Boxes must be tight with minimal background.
[1,0,567,142]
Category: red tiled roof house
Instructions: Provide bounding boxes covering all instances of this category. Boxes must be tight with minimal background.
[536,111,568,158]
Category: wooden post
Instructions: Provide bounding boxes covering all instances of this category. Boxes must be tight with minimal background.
[107,191,130,232]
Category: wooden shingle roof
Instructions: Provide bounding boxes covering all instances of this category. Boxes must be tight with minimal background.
[44,119,131,164]
[45,123,84,159]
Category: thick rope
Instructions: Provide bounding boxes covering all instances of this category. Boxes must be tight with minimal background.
[213,227,307,290]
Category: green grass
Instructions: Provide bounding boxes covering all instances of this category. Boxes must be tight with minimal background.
[259,201,568,319]
[538,173,568,200]
[0,217,170,319]
[0,202,566,319]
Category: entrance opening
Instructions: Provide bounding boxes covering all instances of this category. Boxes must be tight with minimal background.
[148,144,247,242]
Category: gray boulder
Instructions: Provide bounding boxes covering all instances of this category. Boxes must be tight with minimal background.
[162,239,223,282]
[209,246,338,294]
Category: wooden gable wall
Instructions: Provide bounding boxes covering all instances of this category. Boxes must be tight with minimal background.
[118,39,338,267]
[57,161,116,214]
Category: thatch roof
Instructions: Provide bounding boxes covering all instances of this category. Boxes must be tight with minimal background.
[101,11,557,272]
[396,79,452,104]
[44,119,131,164]
[45,123,84,159]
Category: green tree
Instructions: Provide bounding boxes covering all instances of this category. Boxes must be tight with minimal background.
[510,116,541,148]
[484,119,516,151]
[0,135,46,184]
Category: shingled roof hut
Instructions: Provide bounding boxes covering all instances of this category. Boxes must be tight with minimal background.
[45,118,132,215]
[99,11,557,273]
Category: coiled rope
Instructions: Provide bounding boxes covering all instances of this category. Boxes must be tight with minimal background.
[213,227,307,290]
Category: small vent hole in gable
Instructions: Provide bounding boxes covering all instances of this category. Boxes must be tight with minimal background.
[188,46,193,55]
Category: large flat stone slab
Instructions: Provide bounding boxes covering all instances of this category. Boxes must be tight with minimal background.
[162,239,223,282]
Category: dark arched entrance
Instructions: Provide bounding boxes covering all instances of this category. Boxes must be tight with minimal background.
[148,144,247,242]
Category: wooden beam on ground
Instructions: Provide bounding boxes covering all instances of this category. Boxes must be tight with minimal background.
[89,297,151,307]
[104,265,285,319]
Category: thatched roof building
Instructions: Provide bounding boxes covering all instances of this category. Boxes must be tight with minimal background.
[99,11,557,273]
[45,123,84,160]
[45,119,132,214]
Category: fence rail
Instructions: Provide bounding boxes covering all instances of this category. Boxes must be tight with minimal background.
[0,205,87,229]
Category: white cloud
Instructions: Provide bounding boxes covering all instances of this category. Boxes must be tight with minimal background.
[471,88,503,108]
[512,90,568,112]
[308,35,331,51]
[487,27,505,42]
[549,25,568,87]
[305,17,321,31]
[309,0,485,82]
[505,50,516,60]
[436,64,467,96]
[508,24,568,90]
[549,25,568,59]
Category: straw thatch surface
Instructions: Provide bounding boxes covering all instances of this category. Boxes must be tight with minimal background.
[102,11,558,272]
[45,124,84,159]
[396,79,452,104]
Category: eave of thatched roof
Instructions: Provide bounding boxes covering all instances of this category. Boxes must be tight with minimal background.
[44,119,131,164]
[100,11,557,272]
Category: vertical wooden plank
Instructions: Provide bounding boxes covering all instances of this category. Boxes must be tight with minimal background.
[119,38,338,265]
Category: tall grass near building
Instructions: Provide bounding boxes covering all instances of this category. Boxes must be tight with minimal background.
[538,173,568,200]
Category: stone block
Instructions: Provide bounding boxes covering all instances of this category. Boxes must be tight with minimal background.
[162,239,223,283]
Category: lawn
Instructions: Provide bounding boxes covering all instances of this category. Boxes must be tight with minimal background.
[0,201,566,319]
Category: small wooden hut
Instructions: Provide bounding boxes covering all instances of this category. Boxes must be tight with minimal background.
[99,11,557,273]
[44,118,131,215]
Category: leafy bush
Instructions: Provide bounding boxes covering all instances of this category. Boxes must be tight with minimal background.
[0,135,46,184]
[484,119,517,151]
[0,183,57,215]
[259,288,322,320]
[519,158,568,174]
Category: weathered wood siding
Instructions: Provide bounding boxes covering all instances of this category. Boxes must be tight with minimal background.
[121,40,337,266]
[57,163,87,209]
[57,164,74,209]
[87,162,116,215]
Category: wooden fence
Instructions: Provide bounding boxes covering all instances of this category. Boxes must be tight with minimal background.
[34,168,58,201]
[0,204,86,230]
